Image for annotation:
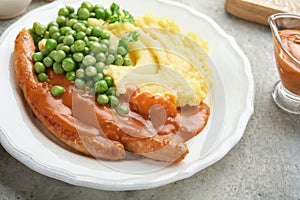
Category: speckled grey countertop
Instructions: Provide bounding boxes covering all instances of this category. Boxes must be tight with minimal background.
[1,0,300,199]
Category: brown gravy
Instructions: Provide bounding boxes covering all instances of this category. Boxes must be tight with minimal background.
[43,70,210,146]
[276,30,300,95]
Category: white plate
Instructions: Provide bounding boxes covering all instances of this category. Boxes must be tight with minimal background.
[0,0,254,191]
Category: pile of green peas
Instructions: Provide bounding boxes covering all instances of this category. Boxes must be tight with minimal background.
[30,2,133,114]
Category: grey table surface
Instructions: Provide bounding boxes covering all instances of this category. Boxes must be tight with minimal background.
[1,0,300,199]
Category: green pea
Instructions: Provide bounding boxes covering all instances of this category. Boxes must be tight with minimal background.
[79,20,89,27]
[108,47,117,55]
[65,30,76,36]
[48,26,59,36]
[56,43,64,50]
[53,62,65,74]
[97,94,109,105]
[85,27,92,36]
[73,52,84,62]
[89,87,96,95]
[47,21,59,29]
[76,68,85,79]
[100,31,110,39]
[94,52,106,62]
[33,22,47,36]
[99,44,108,53]
[85,40,93,47]
[94,80,108,94]
[69,13,78,19]
[114,55,124,66]
[89,12,95,18]
[50,50,66,63]
[66,5,75,14]
[90,42,102,53]
[93,73,103,82]
[91,27,102,37]
[77,7,90,20]
[63,35,75,46]
[43,56,53,67]
[75,78,86,89]
[86,79,94,88]
[75,31,86,40]
[66,71,76,81]
[123,57,131,66]
[73,22,86,32]
[44,31,50,39]
[83,36,89,44]
[45,39,57,52]
[67,18,78,27]
[34,62,45,73]
[116,104,129,114]
[62,57,76,72]
[83,47,90,55]
[58,36,65,43]
[58,7,69,17]
[105,54,115,65]
[59,45,71,54]
[85,66,97,77]
[89,41,101,53]
[51,32,61,40]
[106,86,116,96]
[95,62,105,73]
[56,16,67,27]
[94,4,104,10]
[104,76,113,87]
[100,39,110,46]
[28,28,34,35]
[70,44,76,53]
[88,36,98,41]
[117,46,127,56]
[32,52,44,62]
[28,27,33,34]
[51,85,65,97]
[81,2,94,12]
[109,95,120,107]
[60,26,72,35]
[82,55,96,67]
[95,8,105,19]
[41,49,50,57]
[32,34,42,45]
[38,72,48,82]
[73,40,86,52]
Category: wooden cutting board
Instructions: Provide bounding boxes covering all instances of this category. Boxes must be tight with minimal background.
[225,0,300,25]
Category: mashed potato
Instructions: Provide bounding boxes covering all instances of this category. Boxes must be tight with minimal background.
[88,13,210,107]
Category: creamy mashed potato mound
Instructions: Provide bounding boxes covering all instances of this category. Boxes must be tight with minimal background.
[88,13,210,107]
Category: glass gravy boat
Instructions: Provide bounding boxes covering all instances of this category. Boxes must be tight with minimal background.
[269,13,300,114]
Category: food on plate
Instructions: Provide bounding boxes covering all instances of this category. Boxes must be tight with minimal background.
[14,2,210,162]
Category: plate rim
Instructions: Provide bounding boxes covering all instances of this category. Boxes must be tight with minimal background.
[0,0,254,191]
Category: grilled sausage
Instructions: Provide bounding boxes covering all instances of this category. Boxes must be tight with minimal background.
[14,28,126,160]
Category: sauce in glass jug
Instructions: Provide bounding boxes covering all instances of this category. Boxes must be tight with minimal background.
[275,30,300,95]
